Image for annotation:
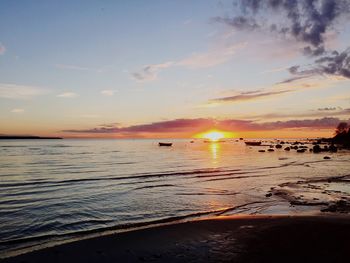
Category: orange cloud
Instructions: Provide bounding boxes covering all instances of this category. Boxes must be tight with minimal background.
[62,117,347,138]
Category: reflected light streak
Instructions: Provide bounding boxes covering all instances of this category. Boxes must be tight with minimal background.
[209,142,220,163]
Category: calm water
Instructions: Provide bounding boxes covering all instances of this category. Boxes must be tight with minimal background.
[1,139,350,257]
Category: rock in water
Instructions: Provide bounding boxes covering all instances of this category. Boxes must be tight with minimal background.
[329,144,337,152]
[313,145,322,153]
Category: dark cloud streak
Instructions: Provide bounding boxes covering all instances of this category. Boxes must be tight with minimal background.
[62,117,348,135]
[276,75,311,84]
[289,48,350,79]
[211,89,292,103]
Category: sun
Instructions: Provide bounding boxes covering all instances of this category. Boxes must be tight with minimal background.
[203,131,224,141]
[194,130,233,142]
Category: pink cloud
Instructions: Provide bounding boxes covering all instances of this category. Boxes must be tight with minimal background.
[62,117,347,135]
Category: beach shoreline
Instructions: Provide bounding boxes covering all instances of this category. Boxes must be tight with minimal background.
[2,214,350,263]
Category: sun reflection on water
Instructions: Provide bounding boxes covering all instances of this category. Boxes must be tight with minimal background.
[209,142,220,163]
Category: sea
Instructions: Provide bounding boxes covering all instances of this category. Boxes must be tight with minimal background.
[1,138,350,257]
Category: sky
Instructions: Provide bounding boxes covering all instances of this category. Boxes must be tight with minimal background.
[0,0,350,138]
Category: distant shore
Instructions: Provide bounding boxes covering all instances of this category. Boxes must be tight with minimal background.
[0,136,62,140]
[2,215,350,263]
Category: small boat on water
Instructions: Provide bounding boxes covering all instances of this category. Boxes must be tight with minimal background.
[245,141,262,146]
[159,142,173,147]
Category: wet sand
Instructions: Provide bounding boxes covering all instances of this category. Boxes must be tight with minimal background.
[2,215,350,263]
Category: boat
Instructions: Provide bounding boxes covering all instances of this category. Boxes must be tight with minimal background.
[159,142,172,147]
[245,141,262,146]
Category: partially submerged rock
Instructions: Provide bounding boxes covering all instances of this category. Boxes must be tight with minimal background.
[321,200,350,213]
[329,144,337,152]
[313,145,322,153]
[267,175,350,214]
[275,144,282,149]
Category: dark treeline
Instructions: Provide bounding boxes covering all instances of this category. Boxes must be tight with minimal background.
[333,122,350,148]
[0,136,62,140]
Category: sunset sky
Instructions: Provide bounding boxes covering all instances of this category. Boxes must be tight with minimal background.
[1,0,350,138]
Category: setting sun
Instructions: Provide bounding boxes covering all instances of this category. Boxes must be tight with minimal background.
[203,131,224,141]
[194,130,234,142]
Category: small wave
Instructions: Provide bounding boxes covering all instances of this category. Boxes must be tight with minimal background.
[175,192,238,196]
[0,145,27,148]
[0,200,273,249]
[204,174,267,182]
[133,184,176,191]
[194,171,255,179]
[258,161,297,170]
[0,168,238,188]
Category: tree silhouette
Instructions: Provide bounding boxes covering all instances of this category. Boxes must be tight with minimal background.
[335,122,348,135]
[333,122,350,148]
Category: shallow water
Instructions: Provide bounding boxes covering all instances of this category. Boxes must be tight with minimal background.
[1,139,349,256]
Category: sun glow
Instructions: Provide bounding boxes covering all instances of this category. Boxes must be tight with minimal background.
[203,131,224,141]
[194,130,234,142]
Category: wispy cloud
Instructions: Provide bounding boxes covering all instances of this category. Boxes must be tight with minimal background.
[101,89,117,96]
[0,43,5,55]
[318,107,339,111]
[276,75,312,85]
[209,89,292,104]
[131,42,246,81]
[177,42,246,69]
[240,108,350,120]
[0,83,47,100]
[57,92,78,98]
[131,62,174,81]
[11,108,24,113]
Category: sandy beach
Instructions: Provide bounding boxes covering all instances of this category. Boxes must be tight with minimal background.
[2,215,350,263]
